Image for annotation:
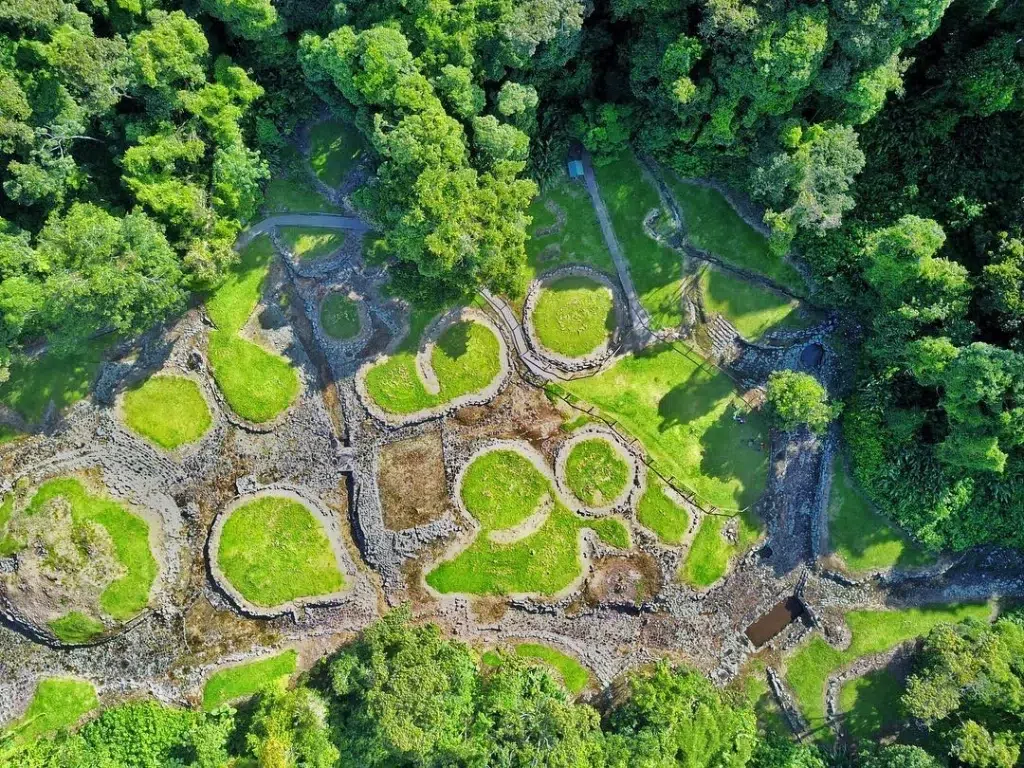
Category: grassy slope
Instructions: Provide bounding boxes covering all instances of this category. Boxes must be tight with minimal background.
[320,293,360,340]
[564,438,629,506]
[525,178,616,282]
[363,319,501,415]
[515,643,592,694]
[700,268,807,341]
[263,145,339,214]
[0,337,108,423]
[308,119,363,188]
[785,603,992,727]
[29,478,157,623]
[838,667,905,741]
[206,237,275,334]
[217,496,343,607]
[122,375,212,449]
[593,153,684,329]
[532,277,615,358]
[564,345,768,512]
[636,478,689,545]
[828,454,931,574]
[279,226,346,262]
[667,179,805,293]
[203,650,298,711]
[9,678,98,742]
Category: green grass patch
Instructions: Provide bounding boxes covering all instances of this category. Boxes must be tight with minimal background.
[515,643,592,694]
[0,338,108,423]
[525,179,616,282]
[594,152,683,330]
[0,425,22,445]
[700,268,809,341]
[207,332,299,424]
[9,678,98,742]
[206,236,275,335]
[838,667,904,741]
[563,345,768,511]
[785,603,993,728]
[481,649,502,667]
[637,478,689,544]
[279,226,346,262]
[203,650,298,711]
[263,146,338,213]
[734,658,788,735]
[462,450,550,530]
[363,319,502,415]
[308,119,363,188]
[564,437,629,506]
[666,179,805,293]
[320,293,360,340]
[49,612,105,644]
[828,454,931,574]
[122,375,211,449]
[427,448,629,596]
[532,276,615,358]
[683,512,760,587]
[28,478,157,621]
[217,496,343,608]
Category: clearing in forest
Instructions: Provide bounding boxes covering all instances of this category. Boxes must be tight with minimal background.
[827,454,931,574]
[278,226,346,262]
[426,448,629,596]
[564,437,630,506]
[122,375,212,449]
[0,477,158,644]
[784,603,992,729]
[320,292,361,340]
[7,678,98,743]
[308,119,363,188]
[205,237,299,424]
[203,650,298,710]
[361,310,503,416]
[216,496,343,609]
[531,276,615,358]
[262,145,339,214]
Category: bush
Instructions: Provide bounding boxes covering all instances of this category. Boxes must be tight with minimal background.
[765,370,840,433]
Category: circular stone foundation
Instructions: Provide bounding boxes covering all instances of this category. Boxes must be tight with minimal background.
[320,292,363,341]
[555,428,637,514]
[208,488,352,617]
[0,475,163,646]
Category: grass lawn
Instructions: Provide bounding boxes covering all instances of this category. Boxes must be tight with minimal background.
[828,454,931,574]
[525,178,616,282]
[427,448,629,596]
[263,146,338,213]
[49,612,105,644]
[279,226,346,262]
[700,268,808,341]
[363,319,502,415]
[9,678,98,742]
[122,375,212,449]
[564,345,768,512]
[515,643,592,694]
[532,276,615,358]
[309,119,363,188]
[785,603,993,728]
[320,293,360,340]
[636,478,689,544]
[564,437,629,506]
[203,650,298,711]
[207,332,299,424]
[462,450,550,530]
[594,152,683,330]
[838,667,904,741]
[666,179,806,294]
[683,512,760,587]
[206,236,275,335]
[217,496,343,608]
[0,424,23,445]
[28,478,157,623]
[0,337,109,423]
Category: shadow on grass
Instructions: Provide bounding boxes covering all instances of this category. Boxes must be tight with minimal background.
[436,321,472,359]
[657,368,728,431]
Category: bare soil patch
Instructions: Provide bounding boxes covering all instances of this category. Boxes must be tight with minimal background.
[379,428,450,530]
[450,380,564,448]
[586,552,663,605]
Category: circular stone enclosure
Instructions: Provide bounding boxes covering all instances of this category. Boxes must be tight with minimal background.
[0,476,162,645]
[209,491,348,616]
[320,292,362,341]
[557,431,637,512]
[528,274,614,364]
[121,374,213,450]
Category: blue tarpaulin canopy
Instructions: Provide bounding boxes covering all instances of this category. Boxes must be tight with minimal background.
[567,160,584,178]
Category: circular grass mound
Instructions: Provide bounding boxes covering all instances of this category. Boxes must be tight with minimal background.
[0,477,158,644]
[207,332,300,424]
[216,495,343,608]
[564,437,630,507]
[123,375,212,449]
[532,276,614,358]
[321,293,360,340]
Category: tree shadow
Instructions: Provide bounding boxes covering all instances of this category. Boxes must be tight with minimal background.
[699,404,766,508]
[657,368,730,432]
[436,321,472,359]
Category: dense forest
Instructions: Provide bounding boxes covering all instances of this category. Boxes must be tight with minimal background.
[0,0,1022,760]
